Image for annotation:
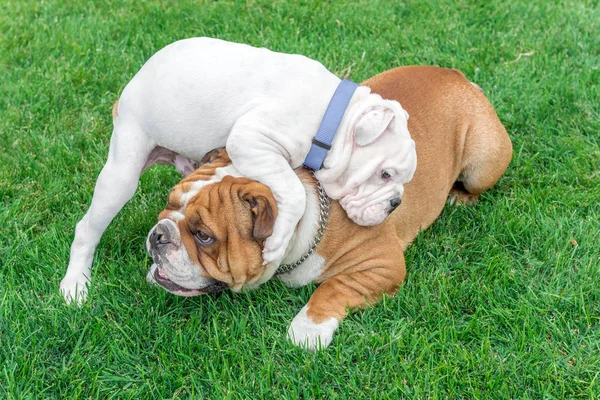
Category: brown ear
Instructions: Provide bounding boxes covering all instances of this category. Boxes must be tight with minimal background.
[240,185,278,241]
[199,147,231,166]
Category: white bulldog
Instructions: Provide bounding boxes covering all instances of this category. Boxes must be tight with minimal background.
[60,37,417,304]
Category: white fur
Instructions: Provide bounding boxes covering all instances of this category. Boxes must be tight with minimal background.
[277,253,325,288]
[61,37,416,304]
[288,306,339,351]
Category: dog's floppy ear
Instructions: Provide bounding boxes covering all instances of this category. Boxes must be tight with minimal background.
[354,106,395,146]
[199,147,231,166]
[240,184,278,241]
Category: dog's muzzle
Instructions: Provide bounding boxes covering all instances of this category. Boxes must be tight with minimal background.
[146,220,227,296]
[388,197,402,214]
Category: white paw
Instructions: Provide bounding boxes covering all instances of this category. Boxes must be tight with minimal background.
[59,274,90,306]
[287,306,339,351]
[262,235,289,265]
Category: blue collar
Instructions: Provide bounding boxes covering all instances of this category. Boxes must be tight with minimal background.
[303,79,359,171]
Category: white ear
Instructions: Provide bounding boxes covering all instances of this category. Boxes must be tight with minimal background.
[354,107,395,146]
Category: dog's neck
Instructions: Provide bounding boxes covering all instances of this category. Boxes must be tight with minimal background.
[315,85,372,184]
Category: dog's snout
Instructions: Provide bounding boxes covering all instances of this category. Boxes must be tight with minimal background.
[150,223,172,247]
[390,197,402,210]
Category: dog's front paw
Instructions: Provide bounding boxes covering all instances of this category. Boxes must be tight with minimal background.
[262,234,289,265]
[59,274,90,306]
[287,306,339,351]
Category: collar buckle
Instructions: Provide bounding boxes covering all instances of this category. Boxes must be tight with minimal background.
[303,79,359,171]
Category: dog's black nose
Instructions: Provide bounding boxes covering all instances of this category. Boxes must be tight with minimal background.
[390,197,402,211]
[150,224,172,247]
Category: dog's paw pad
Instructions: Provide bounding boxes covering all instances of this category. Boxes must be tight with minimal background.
[287,306,339,351]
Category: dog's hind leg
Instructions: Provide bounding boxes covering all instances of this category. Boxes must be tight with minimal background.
[449,95,513,205]
[60,117,155,304]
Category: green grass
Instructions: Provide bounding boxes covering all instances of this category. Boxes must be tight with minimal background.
[1,0,599,398]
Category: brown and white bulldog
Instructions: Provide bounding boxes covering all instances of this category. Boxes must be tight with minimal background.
[146,66,513,350]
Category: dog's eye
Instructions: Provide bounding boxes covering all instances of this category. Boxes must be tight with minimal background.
[194,231,214,245]
[381,171,391,180]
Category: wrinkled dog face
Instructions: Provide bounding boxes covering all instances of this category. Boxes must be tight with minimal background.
[146,150,277,295]
[318,97,417,226]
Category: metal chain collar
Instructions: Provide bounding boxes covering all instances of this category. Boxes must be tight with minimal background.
[275,177,330,275]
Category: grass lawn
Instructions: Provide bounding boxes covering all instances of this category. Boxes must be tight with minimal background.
[1,0,599,398]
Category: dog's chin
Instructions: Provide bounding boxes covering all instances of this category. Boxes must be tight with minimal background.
[147,264,227,296]
[343,203,388,226]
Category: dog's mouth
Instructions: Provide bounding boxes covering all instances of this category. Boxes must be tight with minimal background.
[153,267,227,296]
